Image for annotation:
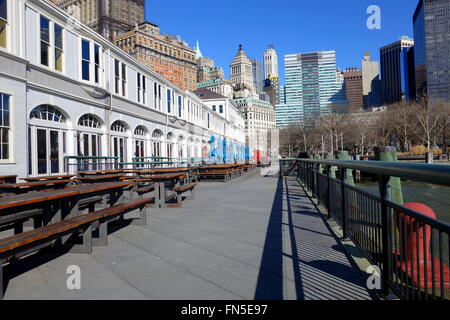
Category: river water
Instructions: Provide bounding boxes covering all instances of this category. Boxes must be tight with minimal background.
[358,180,450,224]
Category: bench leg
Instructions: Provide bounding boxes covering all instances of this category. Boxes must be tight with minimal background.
[0,260,3,300]
[131,205,148,226]
[93,219,108,247]
[70,225,93,254]
[186,189,195,200]
[177,193,182,207]
[13,222,23,235]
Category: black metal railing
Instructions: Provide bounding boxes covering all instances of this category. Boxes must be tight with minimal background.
[64,156,120,173]
[281,158,450,300]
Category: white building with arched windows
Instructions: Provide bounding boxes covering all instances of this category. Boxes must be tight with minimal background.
[0,0,248,179]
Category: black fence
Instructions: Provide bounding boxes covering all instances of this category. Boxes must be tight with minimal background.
[281,159,450,300]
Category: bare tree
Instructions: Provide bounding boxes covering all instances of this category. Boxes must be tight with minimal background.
[410,98,442,149]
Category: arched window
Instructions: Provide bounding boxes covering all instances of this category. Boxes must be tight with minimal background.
[111,120,127,133]
[166,132,174,141]
[134,125,147,136]
[78,114,101,128]
[30,105,66,122]
[152,129,163,139]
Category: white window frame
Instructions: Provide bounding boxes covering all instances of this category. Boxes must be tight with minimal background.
[113,58,127,97]
[38,14,65,74]
[137,73,147,105]
[0,0,9,51]
[0,92,13,163]
[79,38,103,86]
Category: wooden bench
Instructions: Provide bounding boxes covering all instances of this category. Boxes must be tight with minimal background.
[199,170,233,182]
[0,196,153,299]
[0,180,72,196]
[169,183,197,207]
[135,185,155,196]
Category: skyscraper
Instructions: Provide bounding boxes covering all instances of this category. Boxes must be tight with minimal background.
[276,51,348,128]
[230,44,255,93]
[361,51,381,108]
[264,45,278,79]
[343,67,364,113]
[413,0,450,101]
[53,0,145,41]
[251,59,263,95]
[263,75,280,106]
[380,37,415,104]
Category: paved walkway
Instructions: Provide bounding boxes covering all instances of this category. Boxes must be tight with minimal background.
[3,171,374,300]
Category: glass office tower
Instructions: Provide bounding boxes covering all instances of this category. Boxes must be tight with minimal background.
[275,51,348,128]
[413,0,450,101]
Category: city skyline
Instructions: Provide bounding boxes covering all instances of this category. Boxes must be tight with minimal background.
[145,0,419,85]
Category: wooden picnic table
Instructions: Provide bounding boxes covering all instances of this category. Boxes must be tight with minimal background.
[0,176,17,184]
[137,173,184,208]
[0,180,72,196]
[21,175,75,182]
[77,169,127,176]
[0,181,134,232]
[76,174,125,183]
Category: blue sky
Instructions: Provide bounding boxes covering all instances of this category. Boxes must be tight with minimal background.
[145,0,419,85]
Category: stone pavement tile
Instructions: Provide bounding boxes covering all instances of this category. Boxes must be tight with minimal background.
[253,273,300,300]
[5,251,147,300]
[142,273,225,300]
[190,260,265,300]
[275,261,371,300]
[142,217,214,244]
[188,235,263,261]
[194,287,243,300]
[4,268,59,300]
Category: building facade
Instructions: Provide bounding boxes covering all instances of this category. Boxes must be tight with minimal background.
[230,45,254,93]
[0,0,247,179]
[413,0,450,101]
[361,51,382,108]
[343,67,363,113]
[114,22,197,91]
[275,51,348,128]
[263,45,278,79]
[53,0,145,41]
[263,74,280,106]
[233,97,276,162]
[251,58,263,96]
[380,37,415,104]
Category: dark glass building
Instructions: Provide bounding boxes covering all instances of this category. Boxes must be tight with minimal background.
[380,37,415,104]
[413,0,450,102]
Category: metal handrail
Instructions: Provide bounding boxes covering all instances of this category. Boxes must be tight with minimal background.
[64,156,119,160]
[290,159,450,187]
[283,158,450,300]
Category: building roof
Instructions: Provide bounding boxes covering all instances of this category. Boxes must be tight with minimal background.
[195,40,203,59]
[192,88,227,100]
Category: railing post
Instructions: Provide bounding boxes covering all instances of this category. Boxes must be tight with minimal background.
[340,167,350,240]
[379,174,394,298]
[326,165,332,219]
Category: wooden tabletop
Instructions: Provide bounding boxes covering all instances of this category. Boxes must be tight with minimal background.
[77,170,126,176]
[76,174,124,181]
[0,182,134,210]
[21,175,76,182]
[0,180,71,189]
[0,175,17,179]
[136,168,190,175]
[199,164,240,169]
[142,173,185,182]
